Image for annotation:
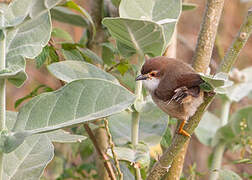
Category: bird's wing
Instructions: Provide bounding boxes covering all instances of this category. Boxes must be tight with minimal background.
[154,73,203,102]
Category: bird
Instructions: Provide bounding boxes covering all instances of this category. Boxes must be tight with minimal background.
[136,56,204,137]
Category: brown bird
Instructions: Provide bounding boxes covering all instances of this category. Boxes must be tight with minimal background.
[136,56,204,137]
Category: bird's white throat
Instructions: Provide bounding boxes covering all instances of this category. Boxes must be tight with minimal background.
[142,78,160,92]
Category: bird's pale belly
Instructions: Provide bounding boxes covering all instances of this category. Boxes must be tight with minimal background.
[151,91,204,121]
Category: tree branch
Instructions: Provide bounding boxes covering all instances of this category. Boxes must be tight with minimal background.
[192,0,225,73]
[84,124,116,180]
[218,8,252,73]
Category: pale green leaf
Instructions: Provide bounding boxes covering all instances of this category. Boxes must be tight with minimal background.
[107,144,150,167]
[103,18,165,57]
[195,111,221,146]
[108,100,168,146]
[47,61,118,83]
[119,0,182,47]
[78,48,103,64]
[3,135,54,180]
[1,56,27,87]
[51,27,73,42]
[6,11,51,59]
[61,49,84,61]
[13,79,135,134]
[50,7,88,27]
[46,129,86,143]
[218,169,242,180]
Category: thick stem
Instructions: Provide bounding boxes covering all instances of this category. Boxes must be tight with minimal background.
[209,99,231,180]
[0,30,6,180]
[136,167,142,180]
[192,0,225,73]
[131,112,140,148]
[218,8,252,73]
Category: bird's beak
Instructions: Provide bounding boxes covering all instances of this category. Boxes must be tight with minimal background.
[135,74,148,81]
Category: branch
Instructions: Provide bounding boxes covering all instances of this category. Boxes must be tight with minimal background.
[84,124,116,180]
[192,0,225,73]
[218,8,252,73]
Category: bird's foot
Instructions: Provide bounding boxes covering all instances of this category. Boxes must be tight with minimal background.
[177,119,191,137]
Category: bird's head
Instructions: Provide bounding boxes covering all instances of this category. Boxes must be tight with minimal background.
[136,57,167,92]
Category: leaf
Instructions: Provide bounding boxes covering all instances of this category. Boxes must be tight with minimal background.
[6,11,51,59]
[63,1,96,39]
[78,48,103,64]
[12,79,135,135]
[35,45,50,68]
[47,61,118,83]
[103,17,165,57]
[120,163,135,180]
[218,169,242,180]
[182,3,197,11]
[195,111,221,146]
[46,129,86,143]
[108,100,169,146]
[107,144,150,168]
[61,49,84,61]
[119,0,182,48]
[3,135,54,180]
[51,27,73,42]
[1,56,27,87]
[212,106,252,146]
[102,43,116,65]
[225,67,252,102]
[50,7,88,27]
[199,72,233,93]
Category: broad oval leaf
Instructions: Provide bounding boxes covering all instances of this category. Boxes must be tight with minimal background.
[119,0,182,47]
[13,79,135,134]
[218,169,242,180]
[3,135,54,180]
[195,111,221,146]
[47,61,118,83]
[108,100,168,146]
[102,17,165,57]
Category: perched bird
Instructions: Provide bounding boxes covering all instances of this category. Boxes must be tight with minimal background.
[136,56,204,137]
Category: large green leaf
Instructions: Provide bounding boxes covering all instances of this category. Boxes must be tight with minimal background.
[212,106,252,146]
[13,79,135,134]
[119,0,182,48]
[103,18,165,57]
[47,61,118,83]
[3,135,54,180]
[195,111,221,146]
[108,100,169,146]
[3,111,54,180]
[46,129,86,143]
[218,169,242,180]
[225,67,252,102]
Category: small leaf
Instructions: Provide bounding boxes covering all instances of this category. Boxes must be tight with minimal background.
[50,7,88,27]
[218,169,242,180]
[48,46,59,64]
[182,3,197,11]
[102,43,116,65]
[117,61,130,75]
[61,49,84,61]
[35,45,50,68]
[63,1,96,39]
[51,27,73,42]
[78,48,103,64]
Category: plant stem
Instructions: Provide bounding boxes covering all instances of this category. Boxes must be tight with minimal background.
[218,8,252,73]
[131,111,140,148]
[192,0,225,73]
[136,167,142,180]
[209,99,231,180]
[0,30,6,180]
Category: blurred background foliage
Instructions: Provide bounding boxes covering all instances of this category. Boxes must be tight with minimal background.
[1,0,252,179]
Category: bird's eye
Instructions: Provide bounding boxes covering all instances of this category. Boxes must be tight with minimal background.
[150,72,156,77]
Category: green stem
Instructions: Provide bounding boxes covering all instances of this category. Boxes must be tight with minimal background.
[136,167,142,180]
[209,99,231,180]
[131,111,140,148]
[0,30,6,180]
[218,8,252,73]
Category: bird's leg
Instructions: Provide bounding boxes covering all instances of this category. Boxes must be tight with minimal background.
[178,119,191,137]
